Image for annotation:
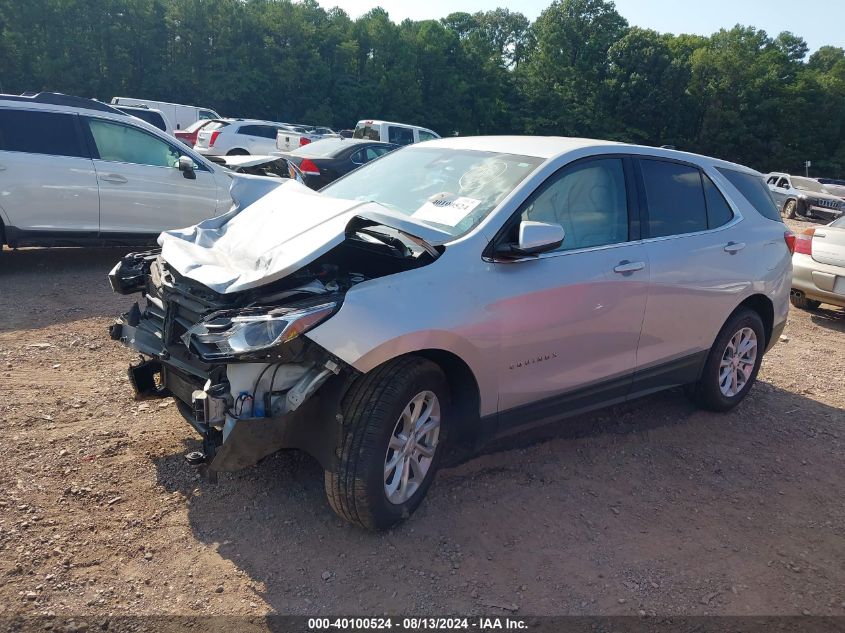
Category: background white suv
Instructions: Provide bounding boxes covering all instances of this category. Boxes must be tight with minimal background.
[0,92,234,248]
[195,119,291,156]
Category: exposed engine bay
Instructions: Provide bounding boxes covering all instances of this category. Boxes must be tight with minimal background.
[108,217,439,472]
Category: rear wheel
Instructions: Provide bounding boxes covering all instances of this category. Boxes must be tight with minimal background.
[226,148,249,156]
[783,199,797,219]
[790,292,821,311]
[325,356,449,530]
[686,308,765,412]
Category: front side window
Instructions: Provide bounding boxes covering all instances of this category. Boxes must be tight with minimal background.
[198,110,218,120]
[520,158,629,251]
[641,159,707,238]
[419,130,438,142]
[322,147,543,238]
[88,118,181,168]
[0,109,85,158]
[387,126,414,145]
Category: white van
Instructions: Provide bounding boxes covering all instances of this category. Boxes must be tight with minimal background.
[110,97,221,131]
[352,119,439,145]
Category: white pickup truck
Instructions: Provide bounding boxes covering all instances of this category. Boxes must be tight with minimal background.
[276,124,339,152]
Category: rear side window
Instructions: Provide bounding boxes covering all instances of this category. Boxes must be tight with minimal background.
[640,159,707,237]
[353,125,380,141]
[388,126,414,145]
[702,174,734,229]
[0,108,86,158]
[717,168,782,222]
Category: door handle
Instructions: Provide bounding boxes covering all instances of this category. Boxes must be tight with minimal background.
[99,173,128,184]
[724,241,746,254]
[613,260,645,274]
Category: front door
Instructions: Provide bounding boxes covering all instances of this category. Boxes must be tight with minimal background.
[84,117,221,236]
[491,156,649,425]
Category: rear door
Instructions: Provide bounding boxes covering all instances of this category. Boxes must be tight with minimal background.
[84,116,221,236]
[634,157,745,388]
[0,108,99,236]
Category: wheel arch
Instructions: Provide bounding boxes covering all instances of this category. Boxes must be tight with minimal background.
[734,293,774,348]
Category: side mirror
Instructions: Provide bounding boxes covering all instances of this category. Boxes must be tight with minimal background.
[495,221,565,259]
[178,155,196,179]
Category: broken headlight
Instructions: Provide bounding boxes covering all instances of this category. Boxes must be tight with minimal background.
[182,302,337,361]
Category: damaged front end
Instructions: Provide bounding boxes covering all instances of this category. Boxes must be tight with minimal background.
[107,201,442,472]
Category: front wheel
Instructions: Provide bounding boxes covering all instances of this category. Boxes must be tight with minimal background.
[783,199,797,219]
[686,308,765,412]
[325,356,449,530]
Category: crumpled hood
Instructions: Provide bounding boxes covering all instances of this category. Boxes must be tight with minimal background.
[157,177,450,294]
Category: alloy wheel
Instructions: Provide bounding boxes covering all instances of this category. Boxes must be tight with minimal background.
[718,327,758,397]
[384,390,441,505]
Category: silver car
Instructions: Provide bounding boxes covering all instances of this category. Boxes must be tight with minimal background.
[109,137,792,529]
[791,215,845,309]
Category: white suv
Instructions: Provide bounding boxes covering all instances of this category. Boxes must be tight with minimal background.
[0,92,234,247]
[195,119,291,157]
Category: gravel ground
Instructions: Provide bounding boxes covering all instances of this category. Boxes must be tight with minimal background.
[1,215,843,619]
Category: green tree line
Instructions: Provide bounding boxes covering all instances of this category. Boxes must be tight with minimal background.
[1,0,845,175]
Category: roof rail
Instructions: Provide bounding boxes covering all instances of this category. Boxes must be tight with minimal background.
[0,92,127,116]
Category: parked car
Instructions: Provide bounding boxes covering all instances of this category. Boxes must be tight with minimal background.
[195,119,291,157]
[218,154,290,178]
[279,138,397,189]
[765,172,844,220]
[275,124,339,152]
[817,177,845,200]
[0,92,236,248]
[175,119,216,147]
[110,97,220,131]
[114,105,173,136]
[108,136,791,529]
[352,119,439,145]
[790,215,845,310]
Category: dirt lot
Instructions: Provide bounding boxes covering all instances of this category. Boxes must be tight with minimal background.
[1,216,844,620]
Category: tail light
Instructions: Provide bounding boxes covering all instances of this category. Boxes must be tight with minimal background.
[299,159,320,176]
[793,227,815,256]
[209,130,221,146]
[784,231,796,254]
[299,137,312,147]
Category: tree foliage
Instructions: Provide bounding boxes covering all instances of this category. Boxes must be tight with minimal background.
[1,0,843,174]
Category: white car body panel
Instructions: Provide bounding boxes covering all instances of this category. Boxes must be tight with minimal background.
[94,158,225,234]
[111,97,220,131]
[0,150,100,233]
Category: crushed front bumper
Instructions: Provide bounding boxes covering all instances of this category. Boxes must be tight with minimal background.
[110,297,349,473]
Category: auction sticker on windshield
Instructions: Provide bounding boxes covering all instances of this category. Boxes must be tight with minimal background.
[412,192,481,226]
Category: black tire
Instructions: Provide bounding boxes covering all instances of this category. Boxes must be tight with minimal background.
[790,293,821,310]
[686,308,765,412]
[783,199,797,219]
[226,148,249,156]
[325,356,450,530]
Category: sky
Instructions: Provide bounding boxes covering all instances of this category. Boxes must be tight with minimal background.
[318,0,844,54]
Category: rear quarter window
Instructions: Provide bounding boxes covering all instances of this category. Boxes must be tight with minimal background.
[717,168,782,223]
[0,108,86,158]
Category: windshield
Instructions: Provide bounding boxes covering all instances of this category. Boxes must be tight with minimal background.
[792,176,825,193]
[321,147,544,237]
